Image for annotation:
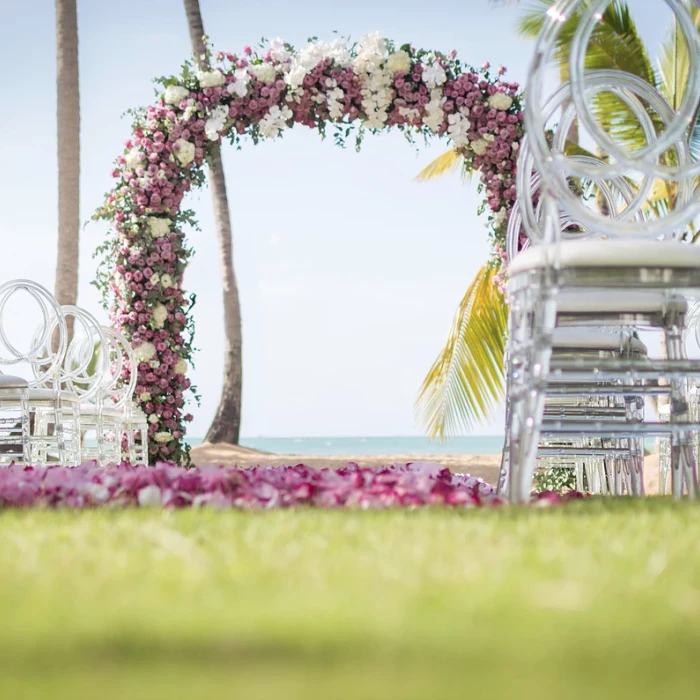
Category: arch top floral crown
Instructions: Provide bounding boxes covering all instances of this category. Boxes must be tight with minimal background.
[95,33,524,463]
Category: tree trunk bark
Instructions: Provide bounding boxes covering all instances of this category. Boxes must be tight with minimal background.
[55,0,80,318]
[205,150,243,443]
[183,0,242,444]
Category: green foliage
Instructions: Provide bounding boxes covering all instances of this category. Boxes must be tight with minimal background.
[417,265,508,438]
[533,466,576,492]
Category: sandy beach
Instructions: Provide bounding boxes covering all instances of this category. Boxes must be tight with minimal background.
[191,442,502,482]
[191,442,663,494]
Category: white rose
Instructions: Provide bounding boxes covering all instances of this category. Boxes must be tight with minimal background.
[251,62,277,84]
[174,138,195,165]
[493,207,508,226]
[154,431,173,444]
[197,69,225,87]
[285,64,308,89]
[139,392,151,402]
[151,304,168,329]
[422,63,447,88]
[160,274,174,288]
[471,139,489,155]
[228,70,251,98]
[133,341,156,362]
[488,92,513,111]
[164,85,189,105]
[268,37,290,62]
[174,359,188,375]
[183,99,197,122]
[148,414,160,424]
[148,217,171,238]
[357,32,386,59]
[204,105,229,141]
[386,50,411,74]
[150,273,160,286]
[125,148,144,170]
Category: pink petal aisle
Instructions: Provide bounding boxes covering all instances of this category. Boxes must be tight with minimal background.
[0,462,585,509]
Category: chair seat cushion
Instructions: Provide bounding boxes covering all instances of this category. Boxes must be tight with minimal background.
[0,373,28,389]
[27,388,80,403]
[556,290,687,314]
[80,404,123,419]
[509,240,700,276]
[552,327,647,353]
[127,410,148,422]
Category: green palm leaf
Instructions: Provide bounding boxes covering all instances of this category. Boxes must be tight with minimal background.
[658,1,700,110]
[416,265,508,440]
[415,149,463,182]
[658,1,700,164]
[518,1,655,152]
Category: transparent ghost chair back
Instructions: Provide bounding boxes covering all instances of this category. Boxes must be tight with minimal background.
[57,306,109,402]
[524,0,699,240]
[0,279,67,386]
[508,147,647,262]
[99,327,137,410]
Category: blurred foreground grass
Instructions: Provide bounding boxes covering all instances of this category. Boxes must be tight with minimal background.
[1,500,700,699]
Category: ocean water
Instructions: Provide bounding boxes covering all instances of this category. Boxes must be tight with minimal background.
[186,436,505,456]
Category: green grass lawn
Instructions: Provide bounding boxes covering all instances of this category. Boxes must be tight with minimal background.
[2,501,700,699]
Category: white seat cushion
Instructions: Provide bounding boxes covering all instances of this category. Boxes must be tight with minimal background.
[0,373,28,389]
[552,327,647,353]
[126,408,148,423]
[27,388,80,403]
[509,239,700,276]
[556,290,687,314]
[80,404,123,419]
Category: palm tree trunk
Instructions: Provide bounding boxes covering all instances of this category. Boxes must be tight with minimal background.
[55,0,80,319]
[183,0,243,444]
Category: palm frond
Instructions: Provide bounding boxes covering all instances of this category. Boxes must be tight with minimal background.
[518,1,656,152]
[516,0,559,39]
[416,265,508,440]
[658,2,700,165]
[658,1,700,110]
[577,4,657,154]
[415,149,464,182]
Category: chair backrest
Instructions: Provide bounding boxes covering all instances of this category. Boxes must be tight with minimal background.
[0,279,67,387]
[99,326,138,410]
[508,152,646,262]
[57,305,109,401]
[521,0,699,243]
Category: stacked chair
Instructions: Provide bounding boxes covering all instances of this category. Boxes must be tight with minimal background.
[500,0,700,500]
[0,279,149,467]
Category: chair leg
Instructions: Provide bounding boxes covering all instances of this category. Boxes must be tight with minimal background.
[507,282,556,502]
[497,437,510,496]
[627,438,645,496]
[497,381,511,495]
[21,390,30,465]
[509,354,550,502]
[666,327,699,499]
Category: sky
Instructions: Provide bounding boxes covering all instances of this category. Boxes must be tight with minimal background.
[0,0,671,439]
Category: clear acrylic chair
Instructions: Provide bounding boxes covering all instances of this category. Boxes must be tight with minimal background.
[498,186,662,496]
[33,305,109,464]
[80,327,139,465]
[0,279,74,466]
[505,0,700,501]
[0,372,29,465]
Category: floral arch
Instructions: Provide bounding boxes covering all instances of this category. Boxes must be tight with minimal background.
[96,33,524,464]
